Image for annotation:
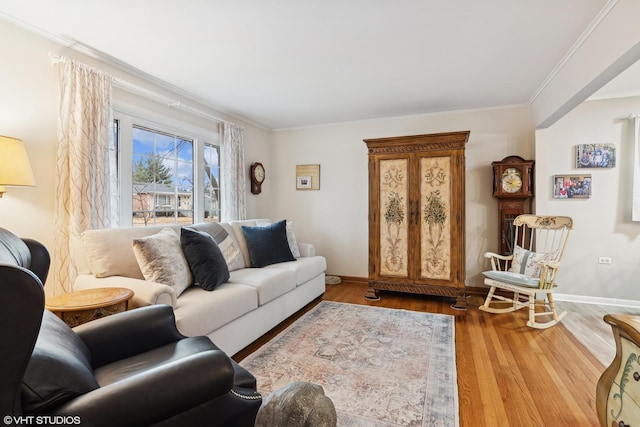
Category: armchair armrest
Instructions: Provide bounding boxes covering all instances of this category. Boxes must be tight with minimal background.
[74,305,185,368]
[22,238,50,285]
[53,350,234,427]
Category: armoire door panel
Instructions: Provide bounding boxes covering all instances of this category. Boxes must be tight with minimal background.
[418,155,452,282]
[378,157,409,277]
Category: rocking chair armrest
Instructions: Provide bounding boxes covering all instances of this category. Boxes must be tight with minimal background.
[483,251,513,261]
[484,251,513,271]
[540,260,561,269]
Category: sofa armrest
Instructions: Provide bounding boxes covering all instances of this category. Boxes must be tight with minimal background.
[297,242,315,257]
[74,274,177,308]
[53,350,235,427]
[74,305,185,368]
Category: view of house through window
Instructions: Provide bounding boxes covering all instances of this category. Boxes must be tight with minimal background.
[112,112,221,227]
[132,126,195,226]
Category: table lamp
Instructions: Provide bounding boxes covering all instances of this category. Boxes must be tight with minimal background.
[0,135,36,197]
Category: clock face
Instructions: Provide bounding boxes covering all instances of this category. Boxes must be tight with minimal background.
[254,164,265,183]
[501,168,522,193]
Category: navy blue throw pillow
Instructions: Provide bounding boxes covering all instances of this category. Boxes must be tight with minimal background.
[242,220,296,268]
[180,227,230,291]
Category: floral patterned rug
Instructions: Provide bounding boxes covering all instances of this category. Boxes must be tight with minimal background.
[240,301,458,426]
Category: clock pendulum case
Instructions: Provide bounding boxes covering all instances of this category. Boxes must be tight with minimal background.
[491,156,534,255]
[250,162,265,195]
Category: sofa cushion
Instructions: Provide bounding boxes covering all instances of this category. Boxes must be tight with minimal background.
[132,228,193,297]
[229,267,296,305]
[242,220,296,268]
[483,270,540,287]
[173,282,258,336]
[22,311,99,413]
[180,227,230,291]
[265,256,327,286]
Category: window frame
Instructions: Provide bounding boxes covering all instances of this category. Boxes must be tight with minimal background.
[113,107,221,227]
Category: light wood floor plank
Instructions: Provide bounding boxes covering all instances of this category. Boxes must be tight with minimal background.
[234,281,607,426]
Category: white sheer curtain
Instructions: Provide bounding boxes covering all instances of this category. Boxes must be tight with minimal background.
[633,116,640,221]
[51,58,113,295]
[221,121,247,221]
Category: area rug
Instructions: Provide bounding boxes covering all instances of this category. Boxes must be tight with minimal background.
[240,301,459,427]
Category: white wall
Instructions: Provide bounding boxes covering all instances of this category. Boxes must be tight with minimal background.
[0,20,59,247]
[536,95,640,302]
[5,3,640,302]
[264,107,532,286]
[531,0,640,129]
[0,20,270,294]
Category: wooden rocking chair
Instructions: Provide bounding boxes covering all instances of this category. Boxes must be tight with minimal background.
[479,214,573,329]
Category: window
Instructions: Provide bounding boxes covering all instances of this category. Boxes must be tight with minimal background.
[112,110,221,227]
[132,126,194,225]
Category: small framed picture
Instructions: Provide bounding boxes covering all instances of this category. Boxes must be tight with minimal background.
[297,176,312,189]
[575,144,616,168]
[553,174,592,199]
[296,164,320,190]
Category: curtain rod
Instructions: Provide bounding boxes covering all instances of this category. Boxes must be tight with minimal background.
[49,52,225,124]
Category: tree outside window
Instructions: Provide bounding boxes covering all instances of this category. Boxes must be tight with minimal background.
[132,126,194,226]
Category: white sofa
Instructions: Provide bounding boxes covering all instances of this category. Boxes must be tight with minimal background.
[71,219,326,356]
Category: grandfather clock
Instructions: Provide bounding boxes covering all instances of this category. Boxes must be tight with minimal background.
[492,156,534,255]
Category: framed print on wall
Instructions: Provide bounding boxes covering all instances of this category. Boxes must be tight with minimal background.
[296,164,320,190]
[575,143,616,168]
[297,176,312,189]
[553,174,592,199]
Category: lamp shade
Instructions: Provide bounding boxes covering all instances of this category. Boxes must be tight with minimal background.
[0,136,36,196]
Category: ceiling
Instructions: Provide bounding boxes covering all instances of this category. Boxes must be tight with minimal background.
[1,0,632,130]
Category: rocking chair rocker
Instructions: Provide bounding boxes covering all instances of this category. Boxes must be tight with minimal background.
[479,214,573,329]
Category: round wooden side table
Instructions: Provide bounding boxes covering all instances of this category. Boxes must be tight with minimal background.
[46,287,134,327]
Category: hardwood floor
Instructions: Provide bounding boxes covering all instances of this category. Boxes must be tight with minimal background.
[233,280,628,427]
[555,300,640,367]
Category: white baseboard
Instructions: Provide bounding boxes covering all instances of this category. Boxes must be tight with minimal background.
[553,293,640,308]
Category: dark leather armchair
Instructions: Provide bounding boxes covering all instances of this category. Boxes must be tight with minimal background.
[0,228,262,426]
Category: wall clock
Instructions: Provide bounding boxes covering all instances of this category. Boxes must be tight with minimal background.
[250,162,265,195]
[491,156,534,255]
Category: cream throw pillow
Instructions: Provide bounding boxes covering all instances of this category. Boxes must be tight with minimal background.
[132,228,193,297]
[509,245,557,278]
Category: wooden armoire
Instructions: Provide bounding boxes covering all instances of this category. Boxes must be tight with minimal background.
[364,131,469,309]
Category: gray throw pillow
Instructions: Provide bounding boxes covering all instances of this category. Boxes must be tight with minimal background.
[132,228,193,297]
